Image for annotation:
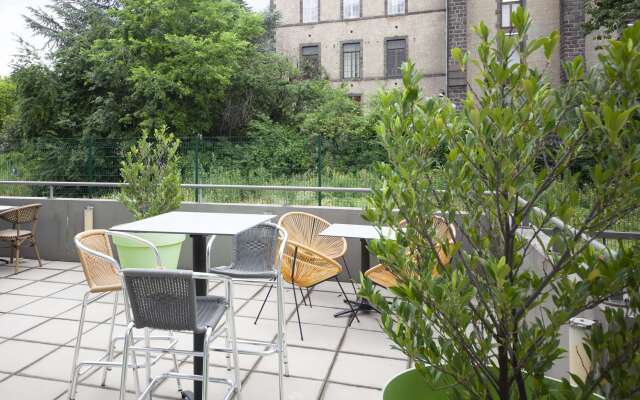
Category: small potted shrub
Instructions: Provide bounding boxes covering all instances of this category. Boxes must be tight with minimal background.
[362,11,640,400]
[114,126,185,269]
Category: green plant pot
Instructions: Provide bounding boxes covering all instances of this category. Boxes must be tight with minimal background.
[383,368,605,400]
[113,233,186,269]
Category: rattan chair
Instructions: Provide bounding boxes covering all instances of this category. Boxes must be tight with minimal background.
[0,203,43,272]
[278,211,358,301]
[272,240,359,340]
[208,223,289,400]
[364,215,457,289]
[69,230,180,400]
[119,269,241,400]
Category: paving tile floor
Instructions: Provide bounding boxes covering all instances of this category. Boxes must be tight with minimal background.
[0,259,410,400]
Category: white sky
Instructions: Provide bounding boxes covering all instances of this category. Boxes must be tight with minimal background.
[0,0,270,76]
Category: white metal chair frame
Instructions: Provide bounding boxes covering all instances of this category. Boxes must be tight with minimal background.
[69,231,181,400]
[119,270,242,400]
[207,223,289,400]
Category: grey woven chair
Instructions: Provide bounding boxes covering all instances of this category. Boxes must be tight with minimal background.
[120,269,241,400]
[70,230,181,400]
[207,223,289,400]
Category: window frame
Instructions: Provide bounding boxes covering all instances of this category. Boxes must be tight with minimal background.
[341,40,363,81]
[299,43,321,78]
[499,0,523,33]
[385,0,407,16]
[341,0,362,20]
[384,36,408,79]
[300,0,320,24]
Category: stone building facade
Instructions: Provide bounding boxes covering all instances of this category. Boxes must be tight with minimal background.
[272,0,597,102]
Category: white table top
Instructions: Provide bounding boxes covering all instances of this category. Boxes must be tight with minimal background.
[0,205,14,212]
[110,211,276,236]
[320,223,396,240]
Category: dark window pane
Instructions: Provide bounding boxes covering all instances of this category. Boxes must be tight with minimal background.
[386,39,406,78]
[301,45,320,78]
[342,42,361,79]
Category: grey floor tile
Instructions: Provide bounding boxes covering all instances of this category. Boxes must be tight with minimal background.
[0,375,67,400]
[13,297,80,318]
[285,323,345,351]
[58,301,122,323]
[0,313,48,338]
[236,299,295,321]
[294,303,350,328]
[0,339,58,373]
[341,329,405,359]
[242,371,322,400]
[329,353,407,388]
[0,278,33,293]
[11,268,62,281]
[255,346,335,380]
[42,261,80,270]
[60,385,121,400]
[22,346,104,381]
[11,281,73,297]
[323,382,382,400]
[45,270,86,284]
[52,284,90,300]
[0,293,40,312]
[18,318,98,345]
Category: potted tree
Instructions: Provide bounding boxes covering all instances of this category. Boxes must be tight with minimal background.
[362,11,640,400]
[114,126,185,269]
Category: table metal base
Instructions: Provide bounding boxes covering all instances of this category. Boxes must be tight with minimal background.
[333,298,377,318]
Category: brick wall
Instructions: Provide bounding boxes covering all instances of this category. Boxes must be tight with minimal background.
[447,0,467,104]
[560,0,585,78]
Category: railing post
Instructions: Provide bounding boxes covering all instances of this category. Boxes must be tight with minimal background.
[194,134,201,203]
[48,185,54,199]
[316,134,323,206]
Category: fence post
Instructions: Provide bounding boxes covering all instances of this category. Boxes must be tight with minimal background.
[85,136,94,197]
[194,134,201,203]
[316,134,323,206]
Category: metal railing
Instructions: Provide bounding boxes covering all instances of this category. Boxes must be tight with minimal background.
[0,180,372,205]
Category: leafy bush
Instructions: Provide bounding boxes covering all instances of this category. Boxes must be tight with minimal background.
[119,126,183,220]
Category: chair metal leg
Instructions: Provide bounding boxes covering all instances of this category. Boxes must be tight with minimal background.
[299,287,307,306]
[68,291,90,400]
[227,282,242,400]
[119,323,135,400]
[254,283,273,325]
[306,288,312,308]
[341,256,359,296]
[144,327,151,396]
[202,327,213,400]
[170,332,183,394]
[224,280,232,370]
[123,292,142,397]
[14,244,20,272]
[101,290,119,386]
[275,275,287,398]
[335,277,360,323]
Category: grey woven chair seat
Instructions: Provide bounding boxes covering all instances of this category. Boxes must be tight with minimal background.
[195,296,227,333]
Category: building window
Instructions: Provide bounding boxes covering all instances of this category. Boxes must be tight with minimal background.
[386,38,406,78]
[348,94,362,103]
[501,0,521,32]
[342,42,361,80]
[302,0,319,23]
[387,0,405,16]
[300,45,320,78]
[343,0,360,19]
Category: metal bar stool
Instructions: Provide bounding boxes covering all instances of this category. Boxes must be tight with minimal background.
[69,230,181,400]
[119,269,242,400]
[207,223,289,400]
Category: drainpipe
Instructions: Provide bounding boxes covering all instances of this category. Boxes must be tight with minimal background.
[444,0,448,97]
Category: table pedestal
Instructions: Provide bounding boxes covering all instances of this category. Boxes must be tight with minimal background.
[334,238,377,320]
[192,235,208,400]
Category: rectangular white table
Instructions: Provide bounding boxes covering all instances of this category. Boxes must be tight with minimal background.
[320,223,394,319]
[111,211,275,400]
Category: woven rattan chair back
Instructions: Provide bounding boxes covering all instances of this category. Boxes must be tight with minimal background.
[75,229,122,293]
[431,215,456,265]
[280,242,342,288]
[232,224,279,274]
[123,269,198,331]
[278,212,346,259]
[0,203,41,225]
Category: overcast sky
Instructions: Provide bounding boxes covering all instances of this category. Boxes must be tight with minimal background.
[0,0,269,76]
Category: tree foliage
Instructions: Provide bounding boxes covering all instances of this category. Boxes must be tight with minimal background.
[584,0,640,37]
[362,10,640,400]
